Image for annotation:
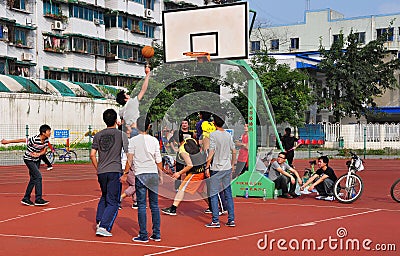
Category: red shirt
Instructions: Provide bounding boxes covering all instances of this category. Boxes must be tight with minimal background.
[237,133,248,162]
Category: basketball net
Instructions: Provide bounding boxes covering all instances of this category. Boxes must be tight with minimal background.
[183,52,211,63]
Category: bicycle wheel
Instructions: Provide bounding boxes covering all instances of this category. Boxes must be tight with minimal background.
[46,151,55,164]
[390,178,400,203]
[63,150,77,162]
[333,173,363,204]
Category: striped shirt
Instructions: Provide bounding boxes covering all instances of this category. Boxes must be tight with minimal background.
[23,135,49,161]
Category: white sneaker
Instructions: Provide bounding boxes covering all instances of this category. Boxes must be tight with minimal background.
[96,227,112,237]
[324,196,335,201]
[300,189,311,195]
[315,195,327,200]
[47,166,53,171]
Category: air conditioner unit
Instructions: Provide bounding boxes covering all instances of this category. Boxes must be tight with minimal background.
[22,53,33,61]
[144,9,153,18]
[52,21,63,30]
[94,18,100,25]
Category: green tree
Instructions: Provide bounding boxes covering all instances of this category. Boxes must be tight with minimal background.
[226,51,312,126]
[318,29,400,121]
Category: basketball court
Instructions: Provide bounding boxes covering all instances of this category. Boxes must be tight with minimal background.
[0,159,399,255]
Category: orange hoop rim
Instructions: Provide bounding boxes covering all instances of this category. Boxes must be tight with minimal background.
[183,51,211,62]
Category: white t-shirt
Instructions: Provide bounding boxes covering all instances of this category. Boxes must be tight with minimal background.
[119,96,139,126]
[128,134,162,175]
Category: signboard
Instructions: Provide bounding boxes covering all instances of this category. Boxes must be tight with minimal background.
[231,171,275,198]
[54,129,69,139]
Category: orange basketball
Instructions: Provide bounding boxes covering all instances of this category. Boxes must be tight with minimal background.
[141,46,155,59]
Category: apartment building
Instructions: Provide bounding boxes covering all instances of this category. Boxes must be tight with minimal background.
[250,9,400,122]
[0,0,206,89]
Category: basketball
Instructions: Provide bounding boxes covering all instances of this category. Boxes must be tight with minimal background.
[141,46,154,59]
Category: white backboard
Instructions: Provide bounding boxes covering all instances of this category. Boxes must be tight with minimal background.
[162,2,249,63]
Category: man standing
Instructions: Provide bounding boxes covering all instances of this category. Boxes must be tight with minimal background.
[280,127,299,167]
[2,125,52,206]
[126,115,163,243]
[90,109,128,237]
[205,115,236,228]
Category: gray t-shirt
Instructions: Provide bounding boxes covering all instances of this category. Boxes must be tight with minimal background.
[92,128,128,174]
[209,130,235,171]
[269,161,291,181]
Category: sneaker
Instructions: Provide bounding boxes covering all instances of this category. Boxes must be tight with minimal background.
[225,221,236,227]
[289,193,300,198]
[300,189,312,195]
[280,193,294,199]
[324,196,335,201]
[149,234,161,242]
[315,195,327,200]
[118,206,122,210]
[47,166,53,171]
[220,210,228,215]
[96,227,112,237]
[205,222,220,228]
[132,203,138,209]
[204,208,212,214]
[161,207,177,216]
[132,236,149,243]
[21,198,34,206]
[34,198,50,206]
[96,223,100,229]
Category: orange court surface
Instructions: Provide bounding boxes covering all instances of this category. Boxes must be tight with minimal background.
[0,159,399,256]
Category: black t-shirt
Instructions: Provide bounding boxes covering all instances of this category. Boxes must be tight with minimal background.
[316,166,337,182]
[169,130,194,144]
[281,135,298,151]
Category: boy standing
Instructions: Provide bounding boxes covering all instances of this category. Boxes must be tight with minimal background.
[205,115,236,228]
[90,109,128,237]
[2,125,52,206]
[126,115,163,243]
[300,156,338,201]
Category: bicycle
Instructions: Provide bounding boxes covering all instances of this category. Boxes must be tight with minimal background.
[46,144,77,164]
[390,178,400,203]
[333,151,364,203]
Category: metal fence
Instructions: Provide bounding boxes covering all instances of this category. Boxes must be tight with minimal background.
[0,124,105,165]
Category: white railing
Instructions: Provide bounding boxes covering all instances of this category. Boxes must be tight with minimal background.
[319,122,400,149]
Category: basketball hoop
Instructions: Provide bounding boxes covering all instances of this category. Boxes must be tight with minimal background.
[183,51,211,63]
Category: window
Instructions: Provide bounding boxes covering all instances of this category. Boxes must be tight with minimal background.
[43,36,66,52]
[251,41,260,52]
[0,24,5,40]
[143,24,155,38]
[12,0,26,10]
[377,28,394,42]
[69,4,103,22]
[144,0,154,10]
[15,29,27,45]
[270,39,279,50]
[354,32,365,44]
[290,38,299,49]
[0,61,5,75]
[43,1,60,15]
[333,34,343,44]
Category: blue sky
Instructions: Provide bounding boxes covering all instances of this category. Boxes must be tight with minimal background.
[246,0,400,25]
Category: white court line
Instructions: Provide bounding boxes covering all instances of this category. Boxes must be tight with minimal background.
[236,200,400,212]
[0,192,98,197]
[0,198,98,224]
[0,233,177,249]
[144,209,382,256]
